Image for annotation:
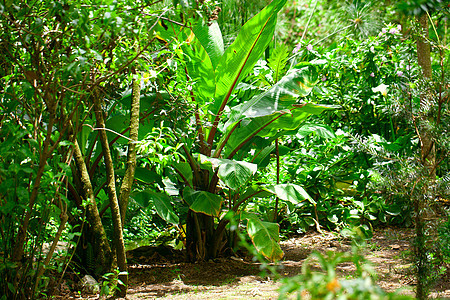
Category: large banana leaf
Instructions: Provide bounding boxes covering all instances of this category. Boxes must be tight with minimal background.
[223,103,337,158]
[183,31,216,104]
[234,65,320,121]
[192,21,224,69]
[218,160,257,190]
[216,64,328,157]
[207,0,287,144]
[251,144,275,168]
[265,183,314,204]
[297,123,337,139]
[116,167,161,185]
[173,162,193,187]
[183,186,223,216]
[131,190,179,225]
[256,104,338,138]
[242,212,283,261]
[152,192,180,225]
[199,155,257,190]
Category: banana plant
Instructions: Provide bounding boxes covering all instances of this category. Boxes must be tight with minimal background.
[138,0,336,261]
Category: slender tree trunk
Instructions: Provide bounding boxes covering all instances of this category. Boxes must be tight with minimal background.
[415,14,434,300]
[416,14,435,176]
[119,73,141,225]
[93,94,128,297]
[73,138,113,275]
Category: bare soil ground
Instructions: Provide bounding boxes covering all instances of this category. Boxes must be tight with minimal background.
[57,226,450,299]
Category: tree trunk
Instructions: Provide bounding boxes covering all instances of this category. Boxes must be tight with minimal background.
[119,73,141,225]
[186,211,218,261]
[416,14,435,177]
[72,138,113,275]
[415,14,435,300]
[93,95,128,297]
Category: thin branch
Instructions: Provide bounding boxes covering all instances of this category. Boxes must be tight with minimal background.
[82,124,138,143]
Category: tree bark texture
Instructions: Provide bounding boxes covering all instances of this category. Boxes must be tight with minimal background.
[93,95,128,297]
[415,14,436,300]
[416,14,435,177]
[119,74,141,225]
[73,138,113,275]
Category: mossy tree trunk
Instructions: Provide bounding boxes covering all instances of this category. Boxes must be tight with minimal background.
[416,14,435,177]
[118,72,141,226]
[72,137,113,275]
[93,93,128,297]
[415,13,435,300]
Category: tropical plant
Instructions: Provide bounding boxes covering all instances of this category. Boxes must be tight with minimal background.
[131,0,336,262]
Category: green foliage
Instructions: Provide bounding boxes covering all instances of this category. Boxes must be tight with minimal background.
[242,212,284,261]
[268,22,422,234]
[1,0,448,297]
[100,269,128,297]
[149,0,336,261]
[0,0,190,296]
[395,0,448,16]
[438,217,450,262]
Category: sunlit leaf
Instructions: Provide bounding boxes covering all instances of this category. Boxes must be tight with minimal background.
[265,183,313,205]
[192,21,224,69]
[208,0,287,139]
[242,212,283,261]
[199,155,257,190]
[297,123,336,140]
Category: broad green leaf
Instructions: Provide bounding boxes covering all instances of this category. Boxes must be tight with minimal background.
[130,190,153,208]
[184,186,222,216]
[173,162,193,187]
[224,103,337,158]
[249,143,290,168]
[242,212,283,261]
[209,0,287,133]
[297,123,336,139]
[232,65,320,122]
[105,114,128,144]
[192,21,224,69]
[137,119,155,141]
[120,92,166,115]
[134,167,161,185]
[265,183,313,205]
[183,30,216,103]
[182,186,196,206]
[255,103,339,138]
[199,155,257,190]
[252,144,275,168]
[79,123,93,155]
[152,192,179,225]
[217,159,257,190]
[130,190,179,224]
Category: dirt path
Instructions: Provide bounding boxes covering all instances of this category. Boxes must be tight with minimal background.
[58,227,450,299]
